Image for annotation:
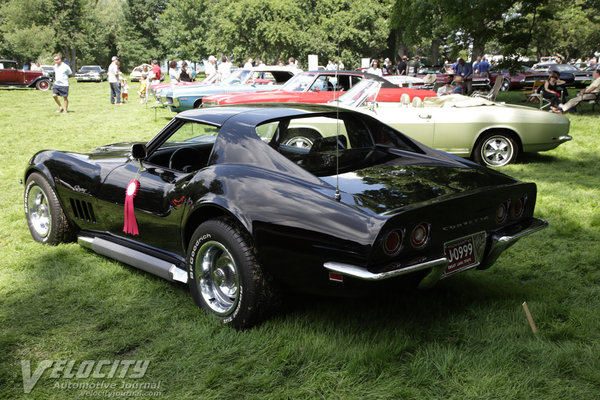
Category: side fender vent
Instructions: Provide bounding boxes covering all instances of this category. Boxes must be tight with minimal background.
[70,198,97,223]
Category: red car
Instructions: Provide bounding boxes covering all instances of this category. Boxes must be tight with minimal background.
[0,60,51,91]
[488,67,538,91]
[202,71,398,106]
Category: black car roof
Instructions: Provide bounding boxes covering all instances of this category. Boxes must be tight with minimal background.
[176,104,338,127]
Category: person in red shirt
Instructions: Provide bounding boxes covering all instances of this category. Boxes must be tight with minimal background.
[151,60,161,86]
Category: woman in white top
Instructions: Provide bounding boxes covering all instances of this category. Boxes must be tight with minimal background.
[367,59,383,77]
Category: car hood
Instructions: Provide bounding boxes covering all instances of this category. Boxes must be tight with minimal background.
[172,83,283,98]
[90,142,139,158]
[320,164,515,215]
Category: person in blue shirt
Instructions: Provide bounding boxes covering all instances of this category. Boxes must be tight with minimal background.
[478,58,490,77]
[456,58,473,95]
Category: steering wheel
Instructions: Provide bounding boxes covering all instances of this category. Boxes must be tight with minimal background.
[168,147,204,172]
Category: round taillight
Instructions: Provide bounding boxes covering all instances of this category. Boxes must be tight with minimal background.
[513,197,525,218]
[383,230,403,256]
[411,223,430,248]
[496,202,508,224]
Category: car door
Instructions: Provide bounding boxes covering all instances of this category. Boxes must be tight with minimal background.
[371,104,435,147]
[0,62,20,84]
[96,121,218,255]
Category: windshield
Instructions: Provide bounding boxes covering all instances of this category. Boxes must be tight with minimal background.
[79,66,99,72]
[223,69,252,84]
[336,79,382,108]
[280,73,318,92]
[552,65,576,72]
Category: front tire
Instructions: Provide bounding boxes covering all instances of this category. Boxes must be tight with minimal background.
[187,218,275,329]
[473,132,518,167]
[35,79,51,91]
[24,172,75,244]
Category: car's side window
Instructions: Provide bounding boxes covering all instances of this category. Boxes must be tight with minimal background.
[146,122,219,172]
[165,122,219,144]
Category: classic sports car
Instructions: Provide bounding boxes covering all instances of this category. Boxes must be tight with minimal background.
[330,79,572,167]
[165,66,299,112]
[74,65,107,82]
[24,105,547,328]
[0,60,51,90]
[523,64,593,87]
[201,71,399,106]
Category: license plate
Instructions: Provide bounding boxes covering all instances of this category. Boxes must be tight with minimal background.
[444,232,486,276]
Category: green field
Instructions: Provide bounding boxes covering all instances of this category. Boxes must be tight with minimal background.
[1,81,599,399]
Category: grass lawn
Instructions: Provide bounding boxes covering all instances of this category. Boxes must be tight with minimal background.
[0,81,599,399]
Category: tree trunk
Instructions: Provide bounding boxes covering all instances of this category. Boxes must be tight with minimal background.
[471,37,485,63]
[430,38,441,65]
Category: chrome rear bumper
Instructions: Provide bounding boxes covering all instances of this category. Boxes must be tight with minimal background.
[324,218,548,288]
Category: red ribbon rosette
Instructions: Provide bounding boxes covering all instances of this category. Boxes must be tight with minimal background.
[123,179,140,235]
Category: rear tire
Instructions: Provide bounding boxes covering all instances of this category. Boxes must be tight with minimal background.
[24,172,75,244]
[473,132,518,167]
[187,218,277,329]
[35,79,51,91]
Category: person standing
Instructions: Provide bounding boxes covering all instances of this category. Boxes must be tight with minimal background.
[217,56,232,80]
[478,57,490,78]
[205,56,217,78]
[397,56,408,75]
[456,58,473,95]
[367,59,383,77]
[52,54,72,114]
[151,60,161,86]
[108,56,121,104]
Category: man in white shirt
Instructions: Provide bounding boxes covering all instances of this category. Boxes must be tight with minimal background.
[52,54,72,114]
[558,68,600,113]
[244,58,253,69]
[205,56,217,78]
[107,56,121,104]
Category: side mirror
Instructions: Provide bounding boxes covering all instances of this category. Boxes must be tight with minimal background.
[131,143,147,160]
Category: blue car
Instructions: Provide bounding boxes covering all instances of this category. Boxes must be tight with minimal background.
[165,66,300,112]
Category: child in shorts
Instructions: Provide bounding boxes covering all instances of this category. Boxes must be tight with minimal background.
[138,74,147,104]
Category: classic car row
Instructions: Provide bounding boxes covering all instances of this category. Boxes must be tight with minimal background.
[0,60,51,90]
[24,104,548,328]
[161,70,571,167]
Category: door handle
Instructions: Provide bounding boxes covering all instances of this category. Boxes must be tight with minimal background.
[419,114,431,119]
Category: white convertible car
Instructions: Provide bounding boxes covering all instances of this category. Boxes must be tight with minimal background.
[328,79,572,167]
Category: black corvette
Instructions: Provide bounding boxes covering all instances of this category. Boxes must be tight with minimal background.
[24,105,547,328]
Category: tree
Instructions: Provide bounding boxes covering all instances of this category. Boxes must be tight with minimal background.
[0,0,56,63]
[118,0,168,69]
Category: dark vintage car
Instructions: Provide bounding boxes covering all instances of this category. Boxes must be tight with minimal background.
[417,65,490,89]
[23,105,547,328]
[74,65,107,82]
[0,60,51,90]
[523,64,593,87]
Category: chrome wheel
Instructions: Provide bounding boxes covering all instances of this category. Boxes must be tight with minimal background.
[480,135,514,167]
[196,241,239,316]
[284,136,314,149]
[27,185,51,238]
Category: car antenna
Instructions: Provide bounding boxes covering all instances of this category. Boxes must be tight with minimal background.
[334,53,341,201]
